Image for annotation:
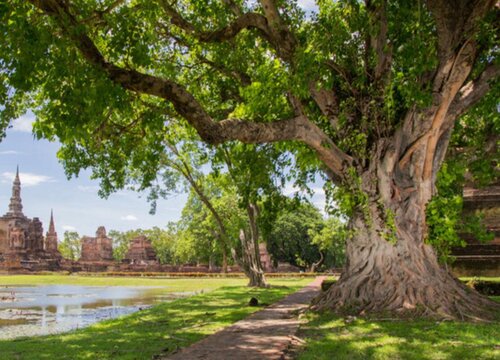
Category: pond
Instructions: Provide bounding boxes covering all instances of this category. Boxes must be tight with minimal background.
[0,285,193,339]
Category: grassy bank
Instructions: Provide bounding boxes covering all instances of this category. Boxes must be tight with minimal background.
[297,312,500,360]
[0,277,311,359]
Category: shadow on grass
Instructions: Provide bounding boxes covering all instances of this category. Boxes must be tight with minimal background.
[0,285,302,360]
[298,311,500,360]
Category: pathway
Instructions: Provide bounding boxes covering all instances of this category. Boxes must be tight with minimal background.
[163,276,326,360]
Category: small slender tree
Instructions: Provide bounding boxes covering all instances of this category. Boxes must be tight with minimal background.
[58,231,81,261]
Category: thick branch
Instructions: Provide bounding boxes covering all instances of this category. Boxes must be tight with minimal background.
[160,0,296,61]
[448,62,500,118]
[29,0,350,180]
[216,116,352,175]
[366,0,392,82]
[309,83,340,130]
[160,1,271,43]
[259,0,297,60]
[398,61,498,170]
[427,0,494,60]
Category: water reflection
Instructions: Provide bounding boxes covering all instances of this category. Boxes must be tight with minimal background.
[0,285,190,339]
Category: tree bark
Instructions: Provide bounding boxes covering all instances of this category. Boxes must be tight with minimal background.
[236,228,267,287]
[312,141,500,320]
[309,250,324,273]
[232,203,267,287]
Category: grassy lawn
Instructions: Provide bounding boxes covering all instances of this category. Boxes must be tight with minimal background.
[297,295,500,360]
[0,276,311,359]
[0,274,252,292]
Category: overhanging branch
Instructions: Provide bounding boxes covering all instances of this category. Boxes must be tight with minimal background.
[28,0,351,180]
[159,1,272,44]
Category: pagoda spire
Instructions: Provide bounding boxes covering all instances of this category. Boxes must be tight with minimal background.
[5,166,24,217]
[48,209,55,233]
[45,209,59,253]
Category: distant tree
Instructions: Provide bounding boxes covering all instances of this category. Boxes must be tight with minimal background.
[309,217,348,270]
[264,202,323,271]
[58,231,81,261]
[176,185,245,269]
[108,229,141,261]
[143,225,177,264]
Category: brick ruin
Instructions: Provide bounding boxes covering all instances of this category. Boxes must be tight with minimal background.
[452,185,500,276]
[124,235,158,264]
[80,226,114,262]
[0,168,61,271]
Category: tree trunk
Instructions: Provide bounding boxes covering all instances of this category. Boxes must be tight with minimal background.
[236,229,267,287]
[309,250,324,273]
[232,203,267,287]
[312,157,500,320]
[221,250,228,274]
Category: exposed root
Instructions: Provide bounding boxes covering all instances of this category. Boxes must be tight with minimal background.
[311,267,500,321]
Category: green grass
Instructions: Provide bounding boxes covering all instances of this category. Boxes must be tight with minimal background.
[0,274,251,292]
[0,277,311,359]
[460,277,500,283]
[298,305,500,360]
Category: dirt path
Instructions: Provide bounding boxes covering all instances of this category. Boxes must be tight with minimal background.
[163,276,326,360]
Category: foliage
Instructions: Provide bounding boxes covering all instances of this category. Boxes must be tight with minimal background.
[426,94,498,263]
[108,229,139,261]
[1,0,498,315]
[264,201,323,270]
[309,217,348,268]
[145,225,178,264]
[109,227,178,264]
[58,231,81,261]
[175,184,243,266]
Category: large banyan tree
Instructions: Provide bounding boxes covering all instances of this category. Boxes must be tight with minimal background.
[1,0,498,319]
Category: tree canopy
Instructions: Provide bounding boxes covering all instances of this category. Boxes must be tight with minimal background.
[1,0,498,319]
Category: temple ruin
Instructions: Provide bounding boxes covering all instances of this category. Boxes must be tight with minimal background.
[80,226,114,262]
[452,185,500,276]
[0,168,61,271]
[123,235,158,264]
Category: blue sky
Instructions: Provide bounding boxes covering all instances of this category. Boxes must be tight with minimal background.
[0,113,326,238]
[0,112,190,237]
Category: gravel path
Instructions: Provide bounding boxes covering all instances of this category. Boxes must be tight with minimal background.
[164,276,326,360]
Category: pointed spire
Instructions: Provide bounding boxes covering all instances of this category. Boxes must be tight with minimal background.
[5,166,24,217]
[48,209,55,233]
[45,209,59,253]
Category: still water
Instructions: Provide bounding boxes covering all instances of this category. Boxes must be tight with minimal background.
[0,285,191,339]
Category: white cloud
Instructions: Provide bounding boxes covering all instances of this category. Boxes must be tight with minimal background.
[0,150,20,155]
[121,214,138,221]
[11,114,35,133]
[62,225,77,231]
[1,172,55,187]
